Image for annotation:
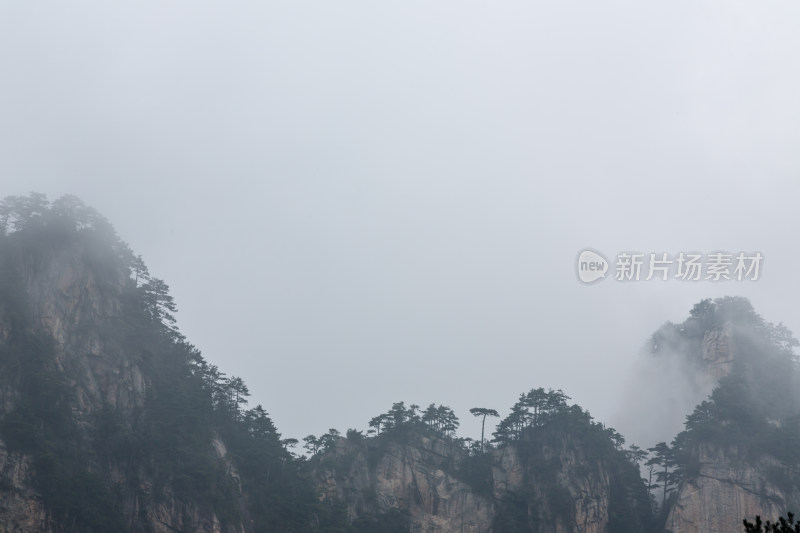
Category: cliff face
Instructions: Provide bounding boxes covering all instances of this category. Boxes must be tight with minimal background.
[491,442,612,533]
[2,204,797,533]
[0,452,49,532]
[314,429,648,533]
[26,245,145,416]
[700,322,734,381]
[663,327,784,533]
[662,299,800,533]
[317,434,493,533]
[0,238,246,532]
[666,444,789,533]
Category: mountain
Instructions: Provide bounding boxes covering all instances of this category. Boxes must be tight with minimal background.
[1,193,799,533]
[654,298,800,533]
[0,194,346,532]
[311,402,652,533]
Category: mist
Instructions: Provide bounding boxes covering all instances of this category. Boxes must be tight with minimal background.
[2,2,800,446]
[614,341,716,450]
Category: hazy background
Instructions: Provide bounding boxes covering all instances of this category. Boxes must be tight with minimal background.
[2,1,799,449]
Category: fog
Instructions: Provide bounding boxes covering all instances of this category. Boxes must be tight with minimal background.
[2,1,800,447]
[615,340,717,448]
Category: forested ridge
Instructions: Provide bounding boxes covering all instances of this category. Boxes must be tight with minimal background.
[1,193,799,532]
[646,297,800,524]
[0,194,350,531]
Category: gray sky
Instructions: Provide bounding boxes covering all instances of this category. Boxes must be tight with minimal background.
[2,1,800,447]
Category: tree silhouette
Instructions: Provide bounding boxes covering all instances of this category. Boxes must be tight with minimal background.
[469,407,499,452]
[318,428,340,452]
[492,388,571,444]
[625,444,647,466]
[140,278,177,327]
[226,376,250,418]
[0,192,49,233]
[303,434,320,455]
[646,441,679,509]
[744,512,800,532]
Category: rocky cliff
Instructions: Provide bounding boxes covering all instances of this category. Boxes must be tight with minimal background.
[659,297,800,533]
[664,320,787,533]
[311,298,800,533]
[316,433,493,533]
[666,444,789,533]
[699,322,734,381]
[313,424,651,533]
[0,225,246,532]
[491,441,614,533]
[2,198,799,533]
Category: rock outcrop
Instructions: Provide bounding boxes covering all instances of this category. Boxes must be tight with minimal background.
[0,238,246,532]
[700,322,734,381]
[314,429,649,533]
[317,434,493,533]
[666,444,790,533]
[491,442,613,533]
[2,202,796,533]
[0,450,50,532]
[661,298,800,533]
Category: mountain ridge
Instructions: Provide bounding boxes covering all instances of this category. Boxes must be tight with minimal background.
[1,193,799,533]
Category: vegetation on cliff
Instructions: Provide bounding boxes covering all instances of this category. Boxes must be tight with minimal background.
[2,194,799,533]
[307,389,653,533]
[744,512,800,533]
[0,194,350,531]
[645,297,800,523]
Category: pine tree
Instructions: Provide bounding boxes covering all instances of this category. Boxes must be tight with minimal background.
[469,407,499,452]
